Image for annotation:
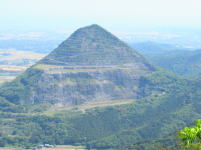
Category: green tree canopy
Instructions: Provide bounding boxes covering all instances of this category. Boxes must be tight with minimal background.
[179,120,201,150]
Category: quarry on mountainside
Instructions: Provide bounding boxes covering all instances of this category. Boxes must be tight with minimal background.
[0,24,158,105]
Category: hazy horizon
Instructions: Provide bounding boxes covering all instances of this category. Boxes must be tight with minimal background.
[1,0,201,32]
[1,0,201,48]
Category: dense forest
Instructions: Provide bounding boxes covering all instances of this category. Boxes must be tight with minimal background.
[0,69,201,149]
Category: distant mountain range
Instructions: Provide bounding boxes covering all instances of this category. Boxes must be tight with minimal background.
[130,41,184,54]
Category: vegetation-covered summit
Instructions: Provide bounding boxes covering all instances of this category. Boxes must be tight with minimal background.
[41,24,154,70]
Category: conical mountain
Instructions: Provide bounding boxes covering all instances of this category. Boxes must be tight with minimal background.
[0,25,157,105]
[41,24,154,69]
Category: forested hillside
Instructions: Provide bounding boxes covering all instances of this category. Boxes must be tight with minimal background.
[1,69,201,149]
[131,41,201,76]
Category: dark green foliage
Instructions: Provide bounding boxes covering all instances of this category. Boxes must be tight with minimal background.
[134,42,201,76]
[178,120,201,149]
[0,62,200,149]
[148,49,201,76]
[1,74,201,149]
[0,69,197,149]
[0,136,29,148]
[0,68,43,104]
[138,69,179,97]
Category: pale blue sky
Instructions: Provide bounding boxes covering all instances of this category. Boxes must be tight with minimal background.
[0,0,201,32]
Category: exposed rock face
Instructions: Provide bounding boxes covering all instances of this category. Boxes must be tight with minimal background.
[28,64,151,105]
[0,24,156,105]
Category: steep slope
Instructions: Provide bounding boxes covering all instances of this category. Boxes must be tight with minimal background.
[0,25,157,105]
[41,24,153,67]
